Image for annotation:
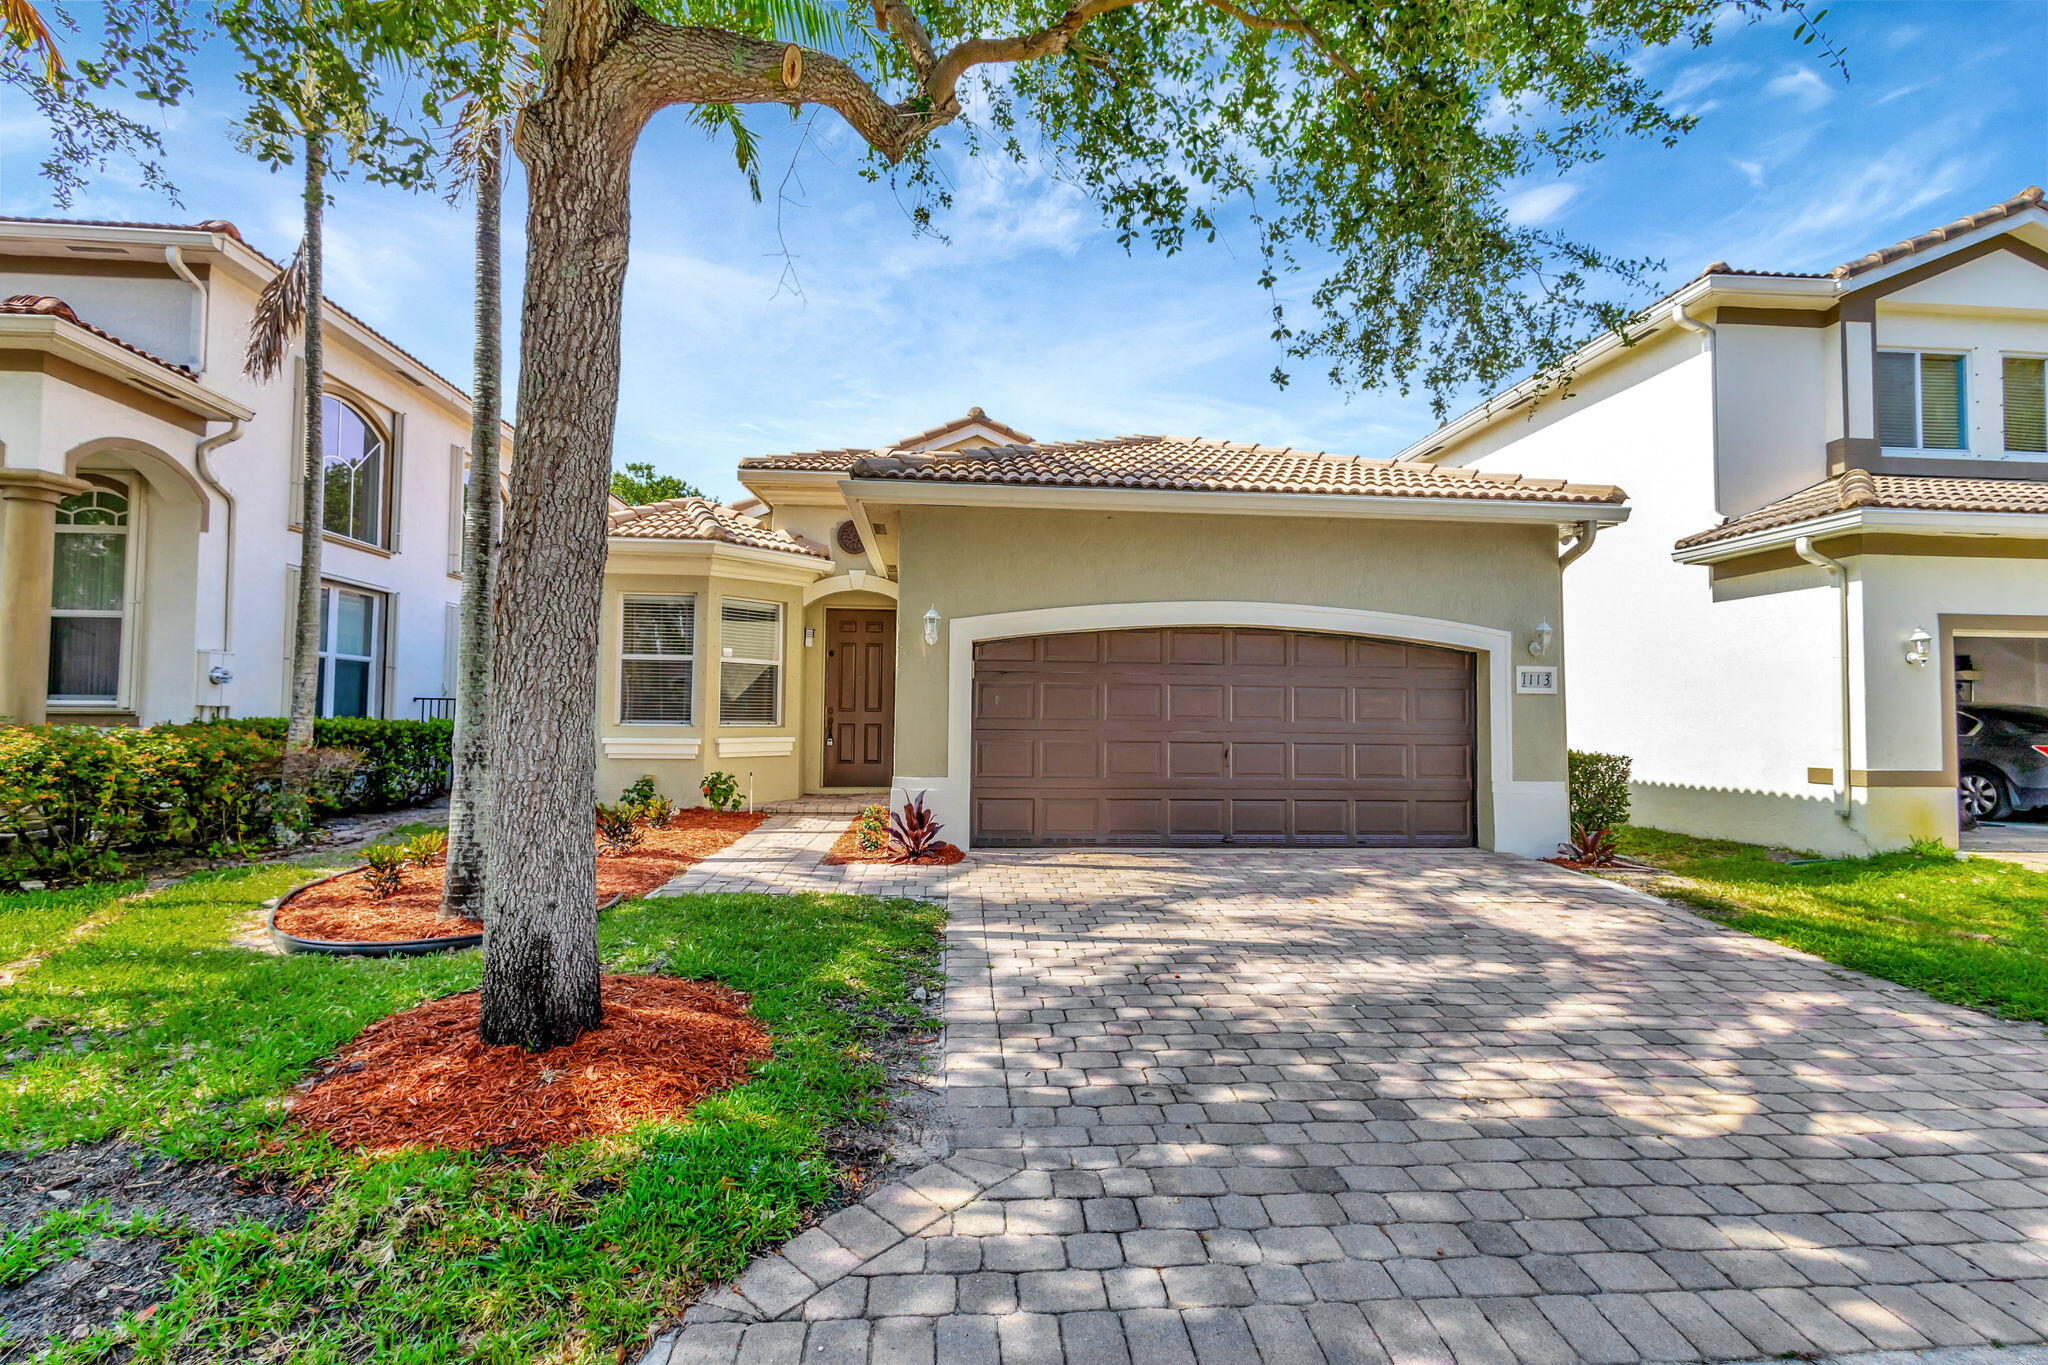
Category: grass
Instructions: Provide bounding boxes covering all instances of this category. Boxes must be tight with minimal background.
[0,855,945,1363]
[0,880,143,970]
[1619,826,2048,1024]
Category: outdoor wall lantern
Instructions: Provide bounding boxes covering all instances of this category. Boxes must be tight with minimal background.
[923,607,942,647]
[1905,627,1933,667]
[1527,621,1554,658]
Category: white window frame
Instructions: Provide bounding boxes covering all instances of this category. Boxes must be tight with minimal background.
[321,392,390,549]
[317,582,384,718]
[2000,351,2048,458]
[47,475,140,709]
[1877,347,1971,455]
[718,598,784,727]
[619,593,697,726]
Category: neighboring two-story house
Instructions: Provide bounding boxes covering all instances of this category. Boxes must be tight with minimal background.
[1405,186,2048,856]
[0,217,502,729]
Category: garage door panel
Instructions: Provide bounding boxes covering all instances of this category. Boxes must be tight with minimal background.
[973,627,1475,847]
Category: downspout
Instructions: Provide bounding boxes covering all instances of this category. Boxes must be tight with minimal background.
[1670,301,1718,493]
[1795,535,1854,820]
[194,419,246,653]
[1557,519,1600,569]
[164,246,208,372]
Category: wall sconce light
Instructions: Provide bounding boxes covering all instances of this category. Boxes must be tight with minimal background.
[923,607,941,647]
[1527,621,1554,658]
[803,627,816,648]
[1905,627,1932,667]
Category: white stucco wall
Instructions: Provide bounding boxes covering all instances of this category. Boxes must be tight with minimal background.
[0,243,477,725]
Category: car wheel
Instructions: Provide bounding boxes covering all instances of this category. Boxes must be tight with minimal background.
[1959,768,2012,822]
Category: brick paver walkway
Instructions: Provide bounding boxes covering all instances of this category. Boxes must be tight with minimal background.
[642,817,2048,1364]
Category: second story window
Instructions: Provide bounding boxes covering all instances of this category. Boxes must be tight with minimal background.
[2005,356,2046,455]
[323,394,387,545]
[1877,350,1966,452]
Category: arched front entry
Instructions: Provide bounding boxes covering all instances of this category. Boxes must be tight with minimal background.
[971,625,1475,846]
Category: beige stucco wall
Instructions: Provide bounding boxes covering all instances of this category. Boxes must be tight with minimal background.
[595,568,810,808]
[889,505,1573,853]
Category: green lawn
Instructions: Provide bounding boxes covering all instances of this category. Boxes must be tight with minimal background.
[0,859,944,1363]
[1619,826,2048,1024]
[0,880,142,971]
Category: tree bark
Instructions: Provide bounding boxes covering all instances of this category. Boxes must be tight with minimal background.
[287,131,326,760]
[478,25,636,1048]
[442,127,503,920]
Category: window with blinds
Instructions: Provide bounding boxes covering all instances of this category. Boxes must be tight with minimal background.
[719,598,782,726]
[2005,356,2047,454]
[620,594,695,724]
[1877,350,1967,451]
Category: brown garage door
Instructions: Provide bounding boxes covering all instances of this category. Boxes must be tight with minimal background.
[971,627,1475,847]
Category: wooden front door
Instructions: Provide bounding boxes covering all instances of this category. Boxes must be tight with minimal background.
[824,609,895,787]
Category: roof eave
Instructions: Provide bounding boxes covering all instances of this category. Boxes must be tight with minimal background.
[0,316,253,421]
[1672,507,2048,563]
[838,477,1630,526]
[605,534,834,578]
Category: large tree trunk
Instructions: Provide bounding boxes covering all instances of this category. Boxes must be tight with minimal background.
[478,50,636,1049]
[442,127,503,919]
[287,132,326,760]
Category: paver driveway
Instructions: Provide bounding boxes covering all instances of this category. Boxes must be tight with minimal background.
[645,812,2048,1364]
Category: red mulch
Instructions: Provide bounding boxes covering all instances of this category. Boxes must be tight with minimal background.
[819,819,964,867]
[274,810,767,944]
[290,974,772,1155]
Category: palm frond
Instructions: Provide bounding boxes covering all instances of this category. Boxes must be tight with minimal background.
[690,103,762,202]
[244,244,308,382]
[2,0,65,83]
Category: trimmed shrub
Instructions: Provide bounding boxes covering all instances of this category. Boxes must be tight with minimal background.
[162,716,453,815]
[1567,750,1632,833]
[0,724,304,883]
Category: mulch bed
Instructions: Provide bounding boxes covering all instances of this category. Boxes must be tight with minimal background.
[819,819,964,867]
[289,975,772,1155]
[273,810,766,943]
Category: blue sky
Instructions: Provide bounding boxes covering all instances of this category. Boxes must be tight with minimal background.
[3,1,2043,501]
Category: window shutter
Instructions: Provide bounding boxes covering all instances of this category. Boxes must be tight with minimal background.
[282,565,301,712]
[447,445,467,576]
[620,595,695,724]
[381,590,400,718]
[287,357,307,526]
[442,600,461,696]
[1876,351,1916,449]
[718,599,782,726]
[1919,354,1964,449]
[2005,356,2047,453]
[385,410,406,552]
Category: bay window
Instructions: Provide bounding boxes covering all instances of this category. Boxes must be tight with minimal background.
[718,599,782,725]
[47,478,133,705]
[620,594,695,724]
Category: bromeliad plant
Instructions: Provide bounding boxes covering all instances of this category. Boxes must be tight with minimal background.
[887,793,945,864]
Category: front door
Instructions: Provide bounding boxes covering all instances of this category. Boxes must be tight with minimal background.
[824,609,895,787]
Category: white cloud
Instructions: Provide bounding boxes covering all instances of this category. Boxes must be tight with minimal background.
[1764,66,1835,112]
[1731,159,1766,189]
[1502,182,1579,227]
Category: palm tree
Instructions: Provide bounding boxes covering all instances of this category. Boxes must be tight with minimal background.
[2,0,64,82]
[441,101,507,920]
[244,129,328,772]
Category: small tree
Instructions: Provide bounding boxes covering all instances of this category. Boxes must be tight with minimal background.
[609,460,704,505]
[1564,749,1633,865]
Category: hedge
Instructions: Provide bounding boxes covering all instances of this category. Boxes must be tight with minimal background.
[1567,749,1633,833]
[0,724,294,883]
[1,717,455,885]
[163,717,454,814]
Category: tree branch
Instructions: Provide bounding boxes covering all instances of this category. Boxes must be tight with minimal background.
[923,0,1145,113]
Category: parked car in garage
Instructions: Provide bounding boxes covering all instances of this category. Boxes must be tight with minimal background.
[1957,705,2048,820]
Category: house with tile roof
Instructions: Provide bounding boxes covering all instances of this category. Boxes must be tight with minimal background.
[1404,186,2048,857]
[0,217,507,729]
[601,411,1630,855]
